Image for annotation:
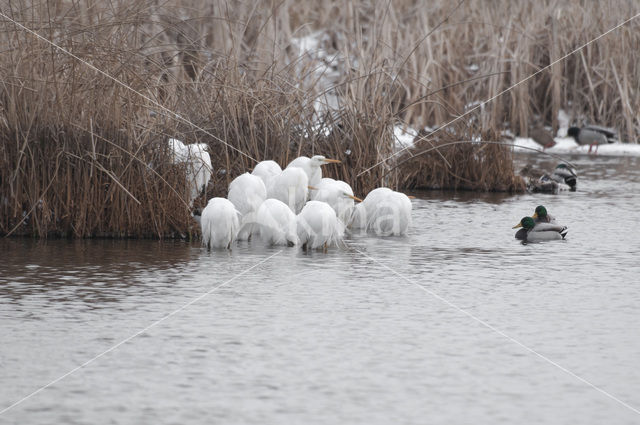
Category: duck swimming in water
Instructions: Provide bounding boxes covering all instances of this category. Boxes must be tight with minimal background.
[550,164,577,191]
[513,216,568,242]
[520,163,577,194]
[532,205,556,224]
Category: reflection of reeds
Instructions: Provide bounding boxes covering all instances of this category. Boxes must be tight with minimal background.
[1,1,637,237]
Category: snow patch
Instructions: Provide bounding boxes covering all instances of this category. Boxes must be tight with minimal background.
[557,109,570,137]
[512,136,640,157]
[394,125,419,150]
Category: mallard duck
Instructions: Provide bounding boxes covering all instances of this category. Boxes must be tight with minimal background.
[530,174,569,194]
[513,216,568,242]
[521,165,574,194]
[529,126,556,149]
[550,164,577,191]
[568,125,618,154]
[532,205,556,224]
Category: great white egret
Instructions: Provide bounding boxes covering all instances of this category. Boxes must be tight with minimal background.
[168,138,212,206]
[267,167,309,213]
[227,173,267,240]
[286,155,341,187]
[256,199,299,246]
[350,187,392,229]
[297,200,344,251]
[350,187,412,236]
[311,178,362,224]
[200,197,239,249]
[252,160,282,187]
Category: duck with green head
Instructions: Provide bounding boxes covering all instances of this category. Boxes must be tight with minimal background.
[568,125,617,154]
[513,216,568,242]
[551,164,577,191]
[532,205,556,224]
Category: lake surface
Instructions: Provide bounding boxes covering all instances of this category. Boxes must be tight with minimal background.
[1,154,640,424]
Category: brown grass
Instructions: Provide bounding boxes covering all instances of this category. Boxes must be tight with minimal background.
[1,0,638,237]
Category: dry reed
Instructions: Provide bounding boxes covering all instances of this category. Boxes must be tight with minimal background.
[1,0,638,237]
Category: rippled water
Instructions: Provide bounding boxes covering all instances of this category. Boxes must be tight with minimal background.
[2,155,640,424]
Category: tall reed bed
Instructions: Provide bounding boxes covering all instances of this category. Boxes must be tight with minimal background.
[1,0,638,237]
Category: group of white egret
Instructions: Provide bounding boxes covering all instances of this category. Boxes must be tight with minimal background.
[195,153,413,250]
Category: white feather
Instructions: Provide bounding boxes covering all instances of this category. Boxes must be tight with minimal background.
[297,200,344,249]
[256,199,299,246]
[267,167,309,214]
[228,173,267,240]
[200,197,239,249]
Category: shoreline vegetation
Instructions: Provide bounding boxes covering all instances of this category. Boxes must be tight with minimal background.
[1,0,638,238]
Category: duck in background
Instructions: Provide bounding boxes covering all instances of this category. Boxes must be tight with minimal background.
[550,164,577,191]
[520,163,577,193]
[568,125,618,154]
[529,126,556,149]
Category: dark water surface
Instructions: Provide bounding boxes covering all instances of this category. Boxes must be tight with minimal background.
[1,155,640,424]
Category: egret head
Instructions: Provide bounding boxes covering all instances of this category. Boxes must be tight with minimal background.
[513,216,535,230]
[533,205,547,219]
[310,155,341,166]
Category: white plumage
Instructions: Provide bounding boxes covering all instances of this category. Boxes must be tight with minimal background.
[350,187,412,236]
[286,155,341,187]
[251,160,282,187]
[297,200,344,250]
[168,138,212,206]
[256,199,299,246]
[227,173,267,240]
[200,197,239,249]
[267,167,309,214]
[350,187,392,229]
[311,178,362,224]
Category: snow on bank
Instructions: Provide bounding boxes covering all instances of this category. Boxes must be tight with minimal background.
[291,32,342,121]
[512,137,640,157]
[392,127,640,158]
[393,125,445,151]
[394,125,419,150]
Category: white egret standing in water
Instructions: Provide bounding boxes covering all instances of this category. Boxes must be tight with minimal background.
[200,197,239,249]
[286,155,341,187]
[350,188,412,236]
[256,199,299,246]
[311,178,362,224]
[297,200,344,251]
[251,160,282,187]
[350,187,392,229]
[267,167,310,213]
[227,173,267,240]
